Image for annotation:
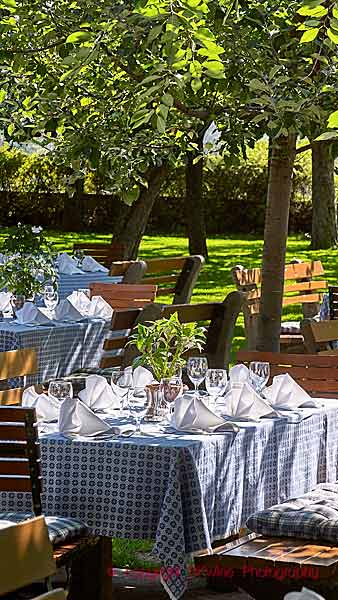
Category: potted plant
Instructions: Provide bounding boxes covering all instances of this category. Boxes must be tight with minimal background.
[128,312,206,419]
[0,223,57,311]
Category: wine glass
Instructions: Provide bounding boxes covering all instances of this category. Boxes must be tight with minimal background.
[74,249,84,265]
[111,369,133,415]
[128,395,148,434]
[205,369,228,406]
[48,380,73,401]
[187,357,208,395]
[160,376,183,415]
[44,285,59,313]
[249,362,270,394]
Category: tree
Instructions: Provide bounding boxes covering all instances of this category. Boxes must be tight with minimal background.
[311,142,337,249]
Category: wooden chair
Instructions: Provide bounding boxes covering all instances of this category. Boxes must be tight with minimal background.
[0,406,112,600]
[0,348,37,406]
[0,515,64,597]
[237,350,338,398]
[109,259,147,283]
[142,255,204,304]
[89,282,157,309]
[73,240,126,267]
[301,319,338,355]
[232,260,327,351]
[100,291,242,370]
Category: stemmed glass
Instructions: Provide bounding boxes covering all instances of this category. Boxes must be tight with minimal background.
[249,362,270,394]
[74,249,84,266]
[205,369,228,406]
[187,357,208,396]
[160,376,183,416]
[111,369,133,415]
[44,285,59,315]
[48,380,73,401]
[128,395,148,434]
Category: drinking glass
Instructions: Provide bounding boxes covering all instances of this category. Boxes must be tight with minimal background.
[205,369,228,405]
[44,285,59,312]
[187,357,208,395]
[128,395,148,433]
[74,249,84,265]
[249,362,270,394]
[160,376,183,416]
[48,380,73,401]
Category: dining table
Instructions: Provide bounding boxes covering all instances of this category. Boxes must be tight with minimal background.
[1,399,338,599]
[57,272,122,299]
[0,317,111,386]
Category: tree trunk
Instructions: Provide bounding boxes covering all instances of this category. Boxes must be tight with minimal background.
[185,144,209,259]
[311,142,337,249]
[257,134,297,352]
[113,163,168,260]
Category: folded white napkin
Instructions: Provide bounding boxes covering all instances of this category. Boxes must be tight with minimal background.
[0,292,12,312]
[223,382,274,421]
[263,373,320,409]
[22,386,60,422]
[58,397,134,437]
[16,302,52,325]
[68,290,91,313]
[133,366,154,388]
[56,252,83,275]
[78,375,120,412]
[88,295,113,319]
[172,394,237,433]
[81,255,109,273]
[284,588,325,600]
[229,364,249,386]
[54,298,84,321]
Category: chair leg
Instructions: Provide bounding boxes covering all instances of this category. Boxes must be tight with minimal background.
[68,537,112,600]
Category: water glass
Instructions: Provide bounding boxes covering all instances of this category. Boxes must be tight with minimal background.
[205,369,228,405]
[187,357,208,394]
[48,380,73,401]
[128,396,148,433]
[44,285,59,312]
[74,249,84,265]
[160,376,183,416]
[111,369,133,414]
[249,361,270,393]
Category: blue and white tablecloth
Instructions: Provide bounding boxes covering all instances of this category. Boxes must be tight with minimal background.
[0,318,110,385]
[2,401,338,599]
[57,273,122,299]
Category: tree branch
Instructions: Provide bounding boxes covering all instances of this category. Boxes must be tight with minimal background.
[4,39,66,54]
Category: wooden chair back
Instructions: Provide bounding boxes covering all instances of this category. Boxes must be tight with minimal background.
[0,406,42,513]
[232,260,327,349]
[301,318,338,355]
[237,350,338,397]
[100,291,242,370]
[109,260,147,283]
[142,255,204,304]
[0,516,56,596]
[329,286,338,320]
[89,283,157,309]
[73,241,126,267]
[0,348,38,406]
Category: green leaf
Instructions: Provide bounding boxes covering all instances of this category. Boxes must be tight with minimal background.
[130,108,153,129]
[146,24,163,45]
[157,114,166,133]
[0,0,16,6]
[297,5,327,17]
[66,31,92,44]
[191,77,202,93]
[158,104,169,120]
[300,28,320,43]
[315,131,338,141]
[0,90,6,103]
[328,110,338,128]
[122,185,140,206]
[161,93,173,107]
[328,28,338,43]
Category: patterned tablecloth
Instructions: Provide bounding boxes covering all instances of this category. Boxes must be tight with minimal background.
[57,273,122,299]
[2,401,338,599]
[0,318,111,385]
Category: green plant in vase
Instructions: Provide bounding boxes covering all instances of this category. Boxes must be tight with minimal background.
[0,224,57,309]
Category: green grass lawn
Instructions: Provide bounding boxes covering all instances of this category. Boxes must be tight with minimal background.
[2,228,337,567]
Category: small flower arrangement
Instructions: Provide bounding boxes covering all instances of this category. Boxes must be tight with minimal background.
[0,223,57,298]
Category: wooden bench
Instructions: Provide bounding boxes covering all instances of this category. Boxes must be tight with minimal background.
[73,240,126,267]
[301,319,338,355]
[237,350,338,398]
[142,255,204,304]
[100,291,242,371]
[232,261,327,351]
[89,282,157,309]
[0,348,37,405]
[109,259,147,283]
[0,406,112,600]
[0,515,64,598]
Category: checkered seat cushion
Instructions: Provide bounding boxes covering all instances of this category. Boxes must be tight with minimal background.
[0,512,88,545]
[247,483,338,545]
